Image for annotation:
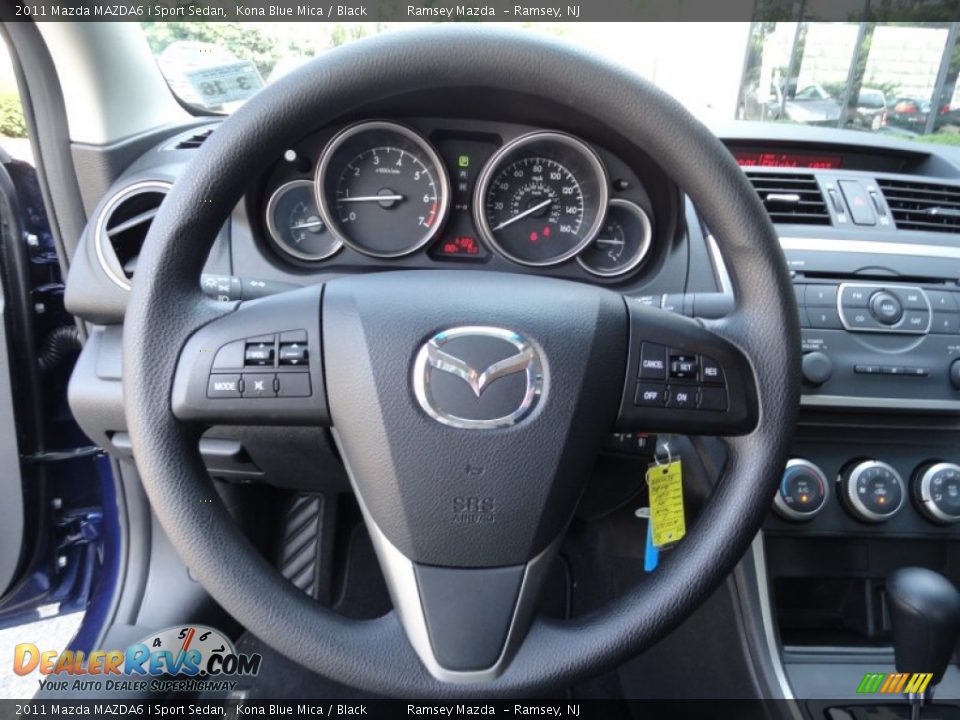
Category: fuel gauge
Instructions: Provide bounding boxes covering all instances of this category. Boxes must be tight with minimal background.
[266,180,342,262]
[577,199,652,278]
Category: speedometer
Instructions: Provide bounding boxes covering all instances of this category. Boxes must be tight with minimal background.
[474,132,608,267]
[316,121,450,258]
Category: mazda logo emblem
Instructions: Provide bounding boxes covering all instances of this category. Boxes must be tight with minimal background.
[412,326,544,429]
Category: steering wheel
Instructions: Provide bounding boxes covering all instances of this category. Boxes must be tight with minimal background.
[123,28,799,696]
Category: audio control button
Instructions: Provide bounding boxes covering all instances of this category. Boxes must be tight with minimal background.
[840,285,872,308]
[844,308,884,330]
[807,307,843,329]
[806,284,839,307]
[926,290,957,311]
[901,310,930,332]
[931,312,960,335]
[869,291,903,325]
[892,287,927,310]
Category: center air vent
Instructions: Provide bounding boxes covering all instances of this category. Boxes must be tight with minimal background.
[746,172,831,225]
[876,178,960,235]
[95,181,171,290]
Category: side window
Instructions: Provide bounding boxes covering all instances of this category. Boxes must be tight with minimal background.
[0,35,29,167]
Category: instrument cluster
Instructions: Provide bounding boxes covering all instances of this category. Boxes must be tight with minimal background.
[258,119,659,281]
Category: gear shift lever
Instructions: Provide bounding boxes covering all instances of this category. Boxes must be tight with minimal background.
[887,568,960,719]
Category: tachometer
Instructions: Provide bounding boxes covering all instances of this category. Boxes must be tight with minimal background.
[316,121,450,258]
[474,132,608,267]
[266,180,342,262]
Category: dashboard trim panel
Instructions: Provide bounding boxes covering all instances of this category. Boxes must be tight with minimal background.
[780,236,960,260]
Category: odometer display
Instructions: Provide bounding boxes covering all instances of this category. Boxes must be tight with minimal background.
[317,121,449,258]
[475,132,608,266]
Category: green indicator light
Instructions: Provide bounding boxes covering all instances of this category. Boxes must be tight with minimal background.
[458,154,470,168]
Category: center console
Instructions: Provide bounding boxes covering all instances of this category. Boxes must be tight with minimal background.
[764,226,960,701]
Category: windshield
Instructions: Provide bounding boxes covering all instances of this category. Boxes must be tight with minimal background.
[143,21,960,147]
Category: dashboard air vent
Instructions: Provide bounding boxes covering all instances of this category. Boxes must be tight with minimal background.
[745,172,831,225]
[174,127,214,150]
[876,178,960,235]
[95,181,171,289]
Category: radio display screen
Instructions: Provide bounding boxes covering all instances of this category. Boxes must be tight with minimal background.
[733,150,843,170]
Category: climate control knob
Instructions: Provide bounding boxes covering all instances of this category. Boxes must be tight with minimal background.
[774,459,830,521]
[912,462,960,524]
[840,460,905,523]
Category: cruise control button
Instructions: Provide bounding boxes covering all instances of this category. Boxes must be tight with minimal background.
[639,343,667,380]
[666,386,697,409]
[806,284,839,307]
[242,373,276,398]
[806,307,843,329]
[276,372,312,398]
[207,374,241,398]
[634,383,665,407]
[670,354,697,379]
[840,286,871,308]
[701,356,724,384]
[698,387,728,411]
[279,343,309,366]
[931,312,960,334]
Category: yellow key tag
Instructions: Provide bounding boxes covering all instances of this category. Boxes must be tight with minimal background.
[647,460,686,548]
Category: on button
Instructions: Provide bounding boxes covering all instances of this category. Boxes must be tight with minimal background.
[666,386,697,409]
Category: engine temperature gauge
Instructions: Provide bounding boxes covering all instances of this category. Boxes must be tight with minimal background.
[266,180,342,262]
[577,199,652,278]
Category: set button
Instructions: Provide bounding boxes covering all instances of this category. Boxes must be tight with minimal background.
[670,354,697,380]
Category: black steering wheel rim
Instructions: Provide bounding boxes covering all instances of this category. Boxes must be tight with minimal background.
[123,27,800,697]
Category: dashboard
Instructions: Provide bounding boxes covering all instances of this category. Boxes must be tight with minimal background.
[61,104,960,702]
[252,117,669,284]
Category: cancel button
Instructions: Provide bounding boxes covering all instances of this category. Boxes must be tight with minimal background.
[639,342,667,380]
